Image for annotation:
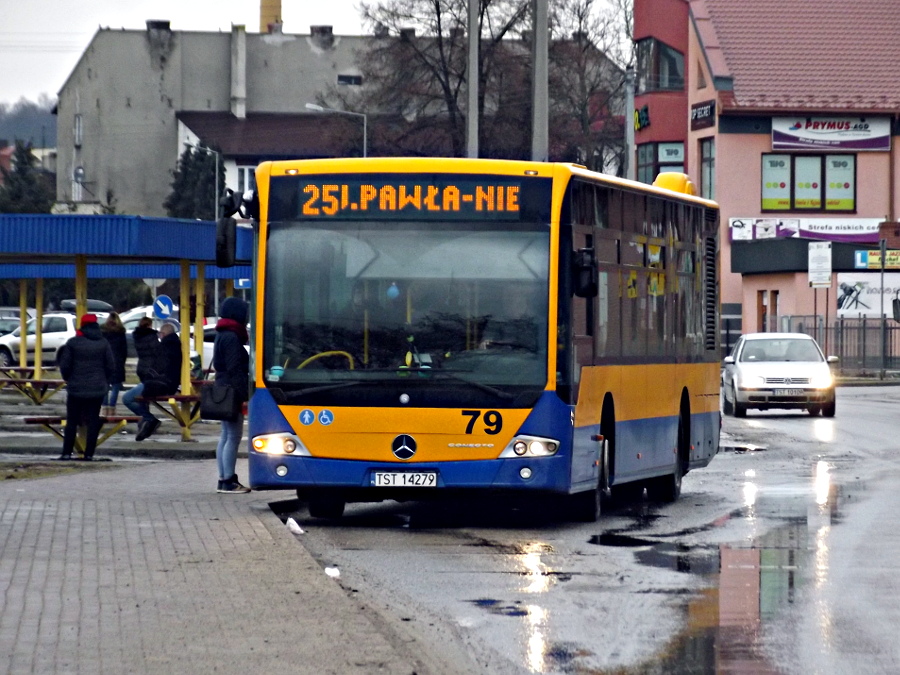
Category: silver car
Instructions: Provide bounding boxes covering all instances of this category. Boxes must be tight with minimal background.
[721,332,838,417]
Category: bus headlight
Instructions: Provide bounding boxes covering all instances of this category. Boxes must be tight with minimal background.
[251,433,310,456]
[500,435,560,458]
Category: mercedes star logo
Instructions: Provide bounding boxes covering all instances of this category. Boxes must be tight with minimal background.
[784,378,793,386]
[392,434,417,460]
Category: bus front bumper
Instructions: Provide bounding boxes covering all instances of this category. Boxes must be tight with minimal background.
[248,451,571,495]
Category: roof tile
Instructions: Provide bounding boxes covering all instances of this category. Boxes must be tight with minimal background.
[694,0,900,112]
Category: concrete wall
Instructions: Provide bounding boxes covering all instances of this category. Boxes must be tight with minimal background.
[56,26,366,216]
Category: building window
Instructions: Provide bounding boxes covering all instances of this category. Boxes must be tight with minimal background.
[761,154,856,212]
[700,138,715,200]
[636,142,684,185]
[635,38,684,94]
[237,166,257,195]
[337,74,363,86]
[74,114,83,148]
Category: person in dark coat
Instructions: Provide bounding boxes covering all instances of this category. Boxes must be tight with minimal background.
[124,321,182,441]
[132,316,159,383]
[57,313,115,461]
[214,297,251,494]
[101,312,127,416]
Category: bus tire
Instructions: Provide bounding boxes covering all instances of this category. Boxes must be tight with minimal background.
[647,404,687,503]
[308,496,345,519]
[568,438,609,523]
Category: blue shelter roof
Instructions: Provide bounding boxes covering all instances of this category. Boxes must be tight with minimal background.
[0,214,253,268]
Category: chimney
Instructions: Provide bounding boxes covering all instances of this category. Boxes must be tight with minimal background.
[310,25,334,49]
[231,25,247,119]
[400,27,416,41]
[260,0,281,33]
[146,20,171,32]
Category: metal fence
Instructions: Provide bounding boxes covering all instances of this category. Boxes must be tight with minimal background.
[779,315,900,375]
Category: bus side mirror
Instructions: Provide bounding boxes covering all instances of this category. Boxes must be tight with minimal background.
[573,248,598,298]
[220,188,260,222]
[216,217,236,267]
[893,296,900,323]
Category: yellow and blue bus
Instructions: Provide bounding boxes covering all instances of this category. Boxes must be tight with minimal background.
[217,158,721,521]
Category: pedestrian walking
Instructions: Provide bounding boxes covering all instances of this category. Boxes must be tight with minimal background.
[101,312,127,416]
[214,297,251,494]
[57,313,115,461]
[124,321,182,441]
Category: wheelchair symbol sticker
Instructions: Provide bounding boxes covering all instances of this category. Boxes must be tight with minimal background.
[318,410,334,426]
[299,409,315,426]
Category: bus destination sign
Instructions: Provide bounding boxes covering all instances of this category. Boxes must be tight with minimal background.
[289,177,527,220]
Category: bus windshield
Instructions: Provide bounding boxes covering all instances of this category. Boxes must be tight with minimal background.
[262,220,550,407]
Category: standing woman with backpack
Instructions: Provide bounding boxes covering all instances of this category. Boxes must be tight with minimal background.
[101,312,127,416]
[214,297,251,494]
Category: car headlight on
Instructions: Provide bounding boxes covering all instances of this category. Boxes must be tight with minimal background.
[739,374,765,390]
[499,435,559,458]
[251,433,310,456]
[810,371,834,389]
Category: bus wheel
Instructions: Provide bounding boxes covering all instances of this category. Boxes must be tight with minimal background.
[569,432,612,522]
[648,414,686,503]
[569,487,600,523]
[308,496,345,519]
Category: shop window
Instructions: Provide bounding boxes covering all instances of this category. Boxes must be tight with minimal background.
[700,138,715,200]
[636,142,684,185]
[761,154,856,212]
[635,38,684,94]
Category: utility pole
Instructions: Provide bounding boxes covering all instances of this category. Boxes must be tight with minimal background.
[466,0,479,158]
[531,0,548,162]
[625,67,635,180]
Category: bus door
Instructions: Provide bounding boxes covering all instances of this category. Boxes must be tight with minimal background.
[568,224,601,489]
[571,224,596,396]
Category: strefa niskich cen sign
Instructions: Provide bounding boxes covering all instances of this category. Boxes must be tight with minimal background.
[772,117,891,151]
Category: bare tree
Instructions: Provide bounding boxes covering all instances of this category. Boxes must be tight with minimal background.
[321,0,631,165]
[548,0,628,172]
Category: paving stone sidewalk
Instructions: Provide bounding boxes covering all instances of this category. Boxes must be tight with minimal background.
[0,458,445,675]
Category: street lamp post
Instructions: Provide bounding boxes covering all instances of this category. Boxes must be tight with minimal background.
[305,103,368,158]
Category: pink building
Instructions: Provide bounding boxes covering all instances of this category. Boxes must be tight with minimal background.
[634,0,900,352]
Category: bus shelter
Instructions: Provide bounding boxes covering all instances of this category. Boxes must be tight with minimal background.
[0,213,252,396]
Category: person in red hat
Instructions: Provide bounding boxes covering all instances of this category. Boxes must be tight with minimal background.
[57,313,116,461]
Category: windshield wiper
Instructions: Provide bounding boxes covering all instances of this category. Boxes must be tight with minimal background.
[282,381,364,399]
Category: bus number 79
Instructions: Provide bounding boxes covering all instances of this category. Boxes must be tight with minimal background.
[462,410,503,435]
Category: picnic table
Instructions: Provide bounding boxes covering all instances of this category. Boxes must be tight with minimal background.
[0,365,59,379]
[0,377,67,404]
[136,393,202,441]
[23,415,141,456]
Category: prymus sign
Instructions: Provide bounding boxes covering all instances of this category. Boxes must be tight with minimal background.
[772,116,891,151]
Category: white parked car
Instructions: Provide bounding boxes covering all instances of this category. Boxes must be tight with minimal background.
[0,313,80,367]
[721,332,838,418]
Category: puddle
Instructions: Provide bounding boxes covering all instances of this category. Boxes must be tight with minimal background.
[595,463,845,674]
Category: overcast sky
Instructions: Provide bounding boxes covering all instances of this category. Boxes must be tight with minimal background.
[0,0,368,105]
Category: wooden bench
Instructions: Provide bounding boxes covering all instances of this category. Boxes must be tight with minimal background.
[23,415,141,456]
[0,378,67,404]
[135,394,201,441]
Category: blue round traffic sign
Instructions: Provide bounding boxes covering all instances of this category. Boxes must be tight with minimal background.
[154,294,174,319]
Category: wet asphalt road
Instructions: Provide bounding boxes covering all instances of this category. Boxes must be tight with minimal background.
[269,385,900,674]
